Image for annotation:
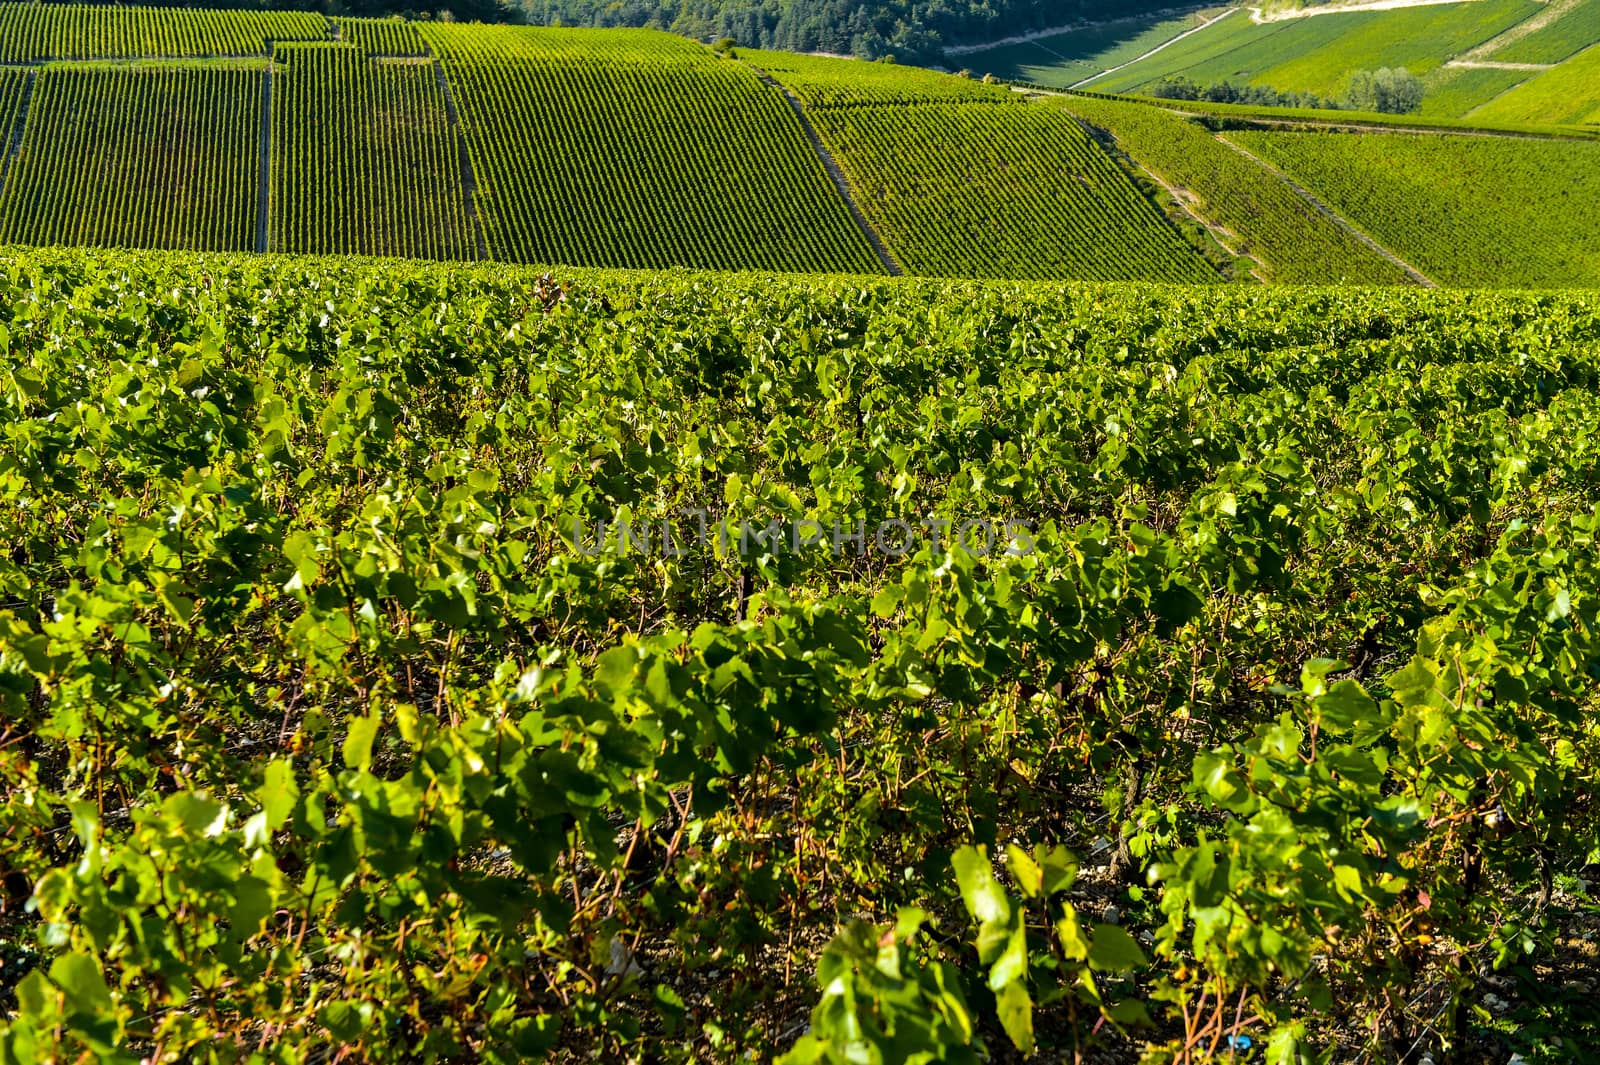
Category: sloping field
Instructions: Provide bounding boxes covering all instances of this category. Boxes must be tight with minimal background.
[1469,42,1600,123]
[0,64,259,251]
[0,68,27,155]
[1056,93,1410,283]
[1088,0,1539,95]
[0,2,326,61]
[270,44,473,260]
[954,11,1216,88]
[1490,0,1600,62]
[419,26,883,273]
[756,53,1218,281]
[1230,129,1600,285]
[1418,63,1532,117]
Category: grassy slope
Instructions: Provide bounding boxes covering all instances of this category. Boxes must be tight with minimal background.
[954,12,1211,88]
[1088,0,1539,97]
[1230,129,1600,286]
[1470,42,1600,123]
[1249,0,1539,93]
[1490,0,1600,62]
[1417,64,1532,118]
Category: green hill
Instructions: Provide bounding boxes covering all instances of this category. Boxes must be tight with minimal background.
[0,1,1596,286]
[981,0,1600,127]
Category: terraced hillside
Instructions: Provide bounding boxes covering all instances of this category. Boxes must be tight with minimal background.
[1065,0,1600,125]
[1469,42,1600,124]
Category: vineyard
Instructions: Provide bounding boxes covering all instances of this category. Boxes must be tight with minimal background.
[0,65,260,252]
[269,44,474,261]
[1083,0,1541,97]
[1488,0,1600,64]
[0,249,1598,1063]
[0,5,1592,282]
[1470,43,1600,125]
[0,2,325,62]
[1418,65,1532,119]
[1055,93,1411,285]
[954,10,1214,90]
[332,16,428,57]
[755,53,1218,282]
[1230,129,1600,287]
[417,26,882,273]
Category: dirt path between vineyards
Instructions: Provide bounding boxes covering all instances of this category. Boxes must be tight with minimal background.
[750,68,903,276]
[1250,0,1489,23]
[1460,0,1583,59]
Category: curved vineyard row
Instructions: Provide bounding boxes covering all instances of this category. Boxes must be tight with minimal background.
[0,65,258,251]
[269,44,474,261]
[0,2,326,62]
[0,252,1597,1062]
[757,53,1217,281]
[1231,128,1600,287]
[1056,93,1412,284]
[417,25,883,274]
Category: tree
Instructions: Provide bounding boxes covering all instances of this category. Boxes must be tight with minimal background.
[1344,67,1424,114]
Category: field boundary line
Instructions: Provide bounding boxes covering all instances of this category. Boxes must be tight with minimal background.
[1216,132,1437,286]
[430,56,489,262]
[1068,113,1261,281]
[0,69,36,197]
[750,67,903,277]
[1073,7,1240,89]
[256,43,272,253]
[945,3,1223,56]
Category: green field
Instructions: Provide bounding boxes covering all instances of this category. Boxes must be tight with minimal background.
[1470,41,1600,123]
[420,26,882,272]
[0,2,325,61]
[953,11,1215,88]
[0,3,1589,285]
[1230,128,1600,286]
[1056,93,1410,283]
[2,248,1599,1063]
[333,15,428,56]
[1490,0,1600,63]
[1088,0,1540,97]
[269,44,473,260]
[757,53,1218,281]
[0,64,259,251]
[1418,63,1533,117]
